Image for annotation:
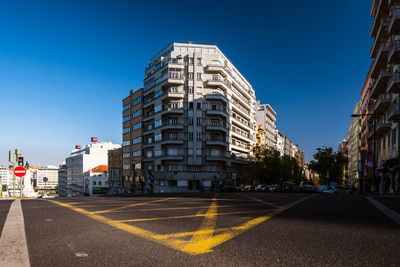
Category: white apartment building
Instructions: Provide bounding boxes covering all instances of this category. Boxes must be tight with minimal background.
[256,102,277,149]
[65,142,121,197]
[276,131,285,156]
[35,166,59,193]
[141,42,257,192]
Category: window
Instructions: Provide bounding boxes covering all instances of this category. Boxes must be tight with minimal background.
[197,58,201,64]
[155,119,162,128]
[123,104,130,111]
[123,115,130,122]
[197,132,202,140]
[123,127,130,134]
[189,73,194,79]
[132,137,142,144]
[197,73,202,80]
[188,86,194,93]
[155,90,163,98]
[132,150,142,157]
[168,148,178,156]
[123,153,130,158]
[147,137,153,144]
[155,104,162,113]
[155,133,162,142]
[123,164,130,170]
[212,75,220,81]
[146,151,153,158]
[132,109,143,118]
[188,118,193,125]
[188,149,193,155]
[188,132,193,140]
[189,57,194,64]
[169,102,179,109]
[93,181,96,185]
[197,103,201,109]
[189,103,194,109]
[132,96,142,106]
[133,122,142,130]
[99,181,102,186]
[122,140,130,146]
[155,150,162,156]
[211,149,220,157]
[169,87,178,93]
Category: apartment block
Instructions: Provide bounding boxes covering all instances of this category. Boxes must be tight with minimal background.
[65,141,120,197]
[122,88,144,193]
[347,102,361,183]
[365,0,400,192]
[108,147,124,194]
[58,164,67,197]
[137,42,257,192]
[256,102,277,149]
[254,123,266,151]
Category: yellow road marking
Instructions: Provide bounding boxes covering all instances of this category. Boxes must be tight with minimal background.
[48,194,315,255]
[92,198,176,214]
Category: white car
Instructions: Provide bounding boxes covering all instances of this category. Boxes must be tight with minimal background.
[317,185,328,193]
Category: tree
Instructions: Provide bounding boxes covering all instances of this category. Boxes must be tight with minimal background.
[309,147,348,185]
[2,184,7,192]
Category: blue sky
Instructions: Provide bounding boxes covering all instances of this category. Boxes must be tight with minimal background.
[0,0,372,166]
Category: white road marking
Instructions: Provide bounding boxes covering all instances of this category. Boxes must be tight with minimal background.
[45,219,52,222]
[0,199,30,267]
[75,252,88,257]
[366,197,400,225]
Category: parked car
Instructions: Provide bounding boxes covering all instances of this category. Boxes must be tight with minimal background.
[269,184,280,192]
[235,185,245,192]
[243,185,255,192]
[255,184,268,192]
[300,181,316,192]
[317,185,328,193]
[288,182,299,192]
[323,186,337,194]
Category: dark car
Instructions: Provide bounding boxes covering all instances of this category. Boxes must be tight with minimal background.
[300,181,316,192]
[221,185,236,192]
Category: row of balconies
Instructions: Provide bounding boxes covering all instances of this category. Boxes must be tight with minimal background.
[370,69,400,98]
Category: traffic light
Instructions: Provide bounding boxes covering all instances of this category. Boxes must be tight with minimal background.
[18,157,24,166]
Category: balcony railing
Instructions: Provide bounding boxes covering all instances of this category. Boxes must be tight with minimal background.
[388,104,400,122]
[387,72,400,93]
[371,18,389,58]
[389,40,400,63]
[389,6,400,34]
[371,94,391,114]
[370,67,392,97]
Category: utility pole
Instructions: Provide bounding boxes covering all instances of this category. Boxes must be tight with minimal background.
[9,149,24,197]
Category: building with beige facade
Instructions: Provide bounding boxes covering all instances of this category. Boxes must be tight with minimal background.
[256,102,277,149]
[347,102,361,183]
[139,42,257,192]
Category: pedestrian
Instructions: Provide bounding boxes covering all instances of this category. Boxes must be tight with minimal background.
[384,174,391,195]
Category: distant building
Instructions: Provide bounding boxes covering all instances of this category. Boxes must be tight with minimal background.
[58,164,67,197]
[108,147,124,194]
[35,166,59,194]
[254,123,266,152]
[65,141,121,197]
[276,131,285,156]
[347,102,361,184]
[256,102,277,149]
[338,139,349,183]
[84,165,109,196]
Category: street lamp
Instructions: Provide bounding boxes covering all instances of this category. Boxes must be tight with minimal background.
[351,113,376,194]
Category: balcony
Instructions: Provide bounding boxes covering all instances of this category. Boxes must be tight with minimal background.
[388,40,400,63]
[161,90,185,99]
[371,94,391,114]
[205,64,228,77]
[371,0,387,36]
[388,7,400,34]
[206,105,229,118]
[160,121,184,130]
[206,139,227,147]
[370,68,391,98]
[205,79,231,91]
[160,72,184,87]
[206,92,228,103]
[206,122,229,132]
[372,43,390,77]
[371,18,389,58]
[388,104,400,122]
[387,72,400,93]
[375,119,391,137]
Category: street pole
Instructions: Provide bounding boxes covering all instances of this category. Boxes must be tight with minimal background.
[372,113,376,194]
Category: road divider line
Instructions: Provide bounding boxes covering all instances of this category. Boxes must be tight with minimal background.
[92,197,176,214]
[366,197,400,225]
[0,199,30,267]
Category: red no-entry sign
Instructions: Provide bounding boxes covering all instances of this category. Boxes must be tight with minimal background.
[13,166,27,177]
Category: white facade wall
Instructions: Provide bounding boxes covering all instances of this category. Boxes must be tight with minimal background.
[66,142,120,197]
[256,103,277,149]
[36,166,59,190]
[276,132,285,156]
[84,172,109,196]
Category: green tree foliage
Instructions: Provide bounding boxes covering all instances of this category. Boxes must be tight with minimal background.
[309,147,348,185]
[248,147,303,184]
[1,184,7,192]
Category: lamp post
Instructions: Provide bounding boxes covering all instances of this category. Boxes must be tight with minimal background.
[351,113,376,194]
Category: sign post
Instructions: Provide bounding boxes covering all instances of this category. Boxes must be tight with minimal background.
[43,177,48,196]
[13,166,27,198]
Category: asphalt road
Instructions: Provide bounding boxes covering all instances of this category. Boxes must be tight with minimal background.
[1,193,399,266]
[0,200,12,236]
